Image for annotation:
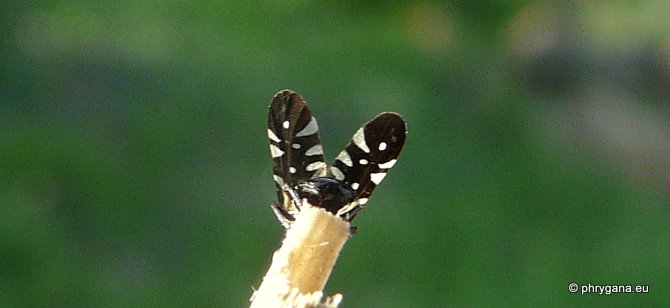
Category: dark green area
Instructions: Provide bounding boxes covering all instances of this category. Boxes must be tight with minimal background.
[2,1,668,306]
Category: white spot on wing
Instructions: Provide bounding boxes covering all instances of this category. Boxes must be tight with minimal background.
[295,117,319,137]
[351,182,359,190]
[273,175,285,186]
[313,165,328,177]
[269,144,285,158]
[378,142,387,151]
[282,120,290,129]
[358,198,369,205]
[330,166,345,181]
[352,127,370,153]
[304,144,323,156]
[359,159,368,165]
[335,150,353,167]
[267,129,280,143]
[337,199,364,216]
[291,143,301,149]
[289,167,297,174]
[305,161,326,172]
[370,172,387,185]
[336,202,356,217]
[378,159,397,169]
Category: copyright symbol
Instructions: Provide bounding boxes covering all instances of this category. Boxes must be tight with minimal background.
[569,283,578,293]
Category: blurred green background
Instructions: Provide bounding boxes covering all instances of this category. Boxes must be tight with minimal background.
[2,1,669,306]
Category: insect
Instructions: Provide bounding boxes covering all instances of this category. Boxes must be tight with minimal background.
[267,89,407,228]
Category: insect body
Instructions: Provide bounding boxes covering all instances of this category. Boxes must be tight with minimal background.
[267,90,406,228]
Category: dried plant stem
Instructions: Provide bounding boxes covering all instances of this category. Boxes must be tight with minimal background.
[250,206,351,307]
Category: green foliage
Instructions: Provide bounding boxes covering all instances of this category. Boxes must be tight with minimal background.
[2,1,668,306]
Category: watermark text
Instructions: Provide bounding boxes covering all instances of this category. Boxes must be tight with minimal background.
[569,283,648,295]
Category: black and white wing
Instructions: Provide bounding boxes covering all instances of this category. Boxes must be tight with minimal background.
[330,112,407,221]
[267,90,327,226]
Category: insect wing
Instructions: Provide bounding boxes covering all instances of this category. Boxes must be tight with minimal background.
[267,90,327,216]
[331,112,407,220]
